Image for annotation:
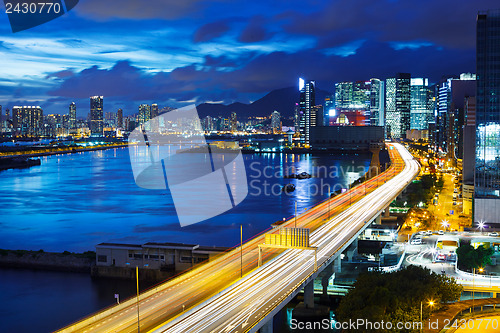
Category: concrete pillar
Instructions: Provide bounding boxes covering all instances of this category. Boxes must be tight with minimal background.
[334,257,342,273]
[321,265,334,298]
[303,281,315,309]
[347,239,358,262]
[260,318,273,333]
[374,215,382,224]
[384,207,390,217]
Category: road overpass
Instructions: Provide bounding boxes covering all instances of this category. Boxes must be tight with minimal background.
[55,143,419,333]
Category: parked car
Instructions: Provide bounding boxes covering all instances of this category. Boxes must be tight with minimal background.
[438,230,444,235]
[427,230,433,235]
[489,232,499,237]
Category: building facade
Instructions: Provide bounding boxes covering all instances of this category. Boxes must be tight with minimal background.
[90,96,103,135]
[410,78,433,131]
[12,106,43,136]
[475,10,500,225]
[385,73,411,139]
[298,78,316,145]
[69,102,76,129]
[370,78,384,127]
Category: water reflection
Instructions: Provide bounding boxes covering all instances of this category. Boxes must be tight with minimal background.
[0,147,370,252]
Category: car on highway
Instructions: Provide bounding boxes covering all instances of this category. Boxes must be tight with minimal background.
[438,230,444,235]
[436,254,447,261]
[489,232,499,237]
[410,238,422,245]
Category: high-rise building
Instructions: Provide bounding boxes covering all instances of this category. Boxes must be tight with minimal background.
[271,111,281,133]
[230,112,237,132]
[475,10,500,224]
[151,104,159,118]
[117,109,123,128]
[138,104,151,125]
[69,102,76,129]
[435,75,475,157]
[324,96,334,126]
[410,78,433,131]
[12,106,43,136]
[370,78,384,126]
[298,78,316,145]
[385,73,411,139]
[90,96,103,135]
[463,96,476,215]
[334,82,353,109]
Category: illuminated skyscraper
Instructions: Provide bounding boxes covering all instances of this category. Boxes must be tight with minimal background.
[138,104,151,125]
[90,96,103,135]
[271,110,281,133]
[230,112,237,132]
[117,108,123,128]
[69,102,76,129]
[12,106,43,136]
[410,78,433,131]
[324,95,334,126]
[370,78,384,126]
[385,73,411,139]
[475,9,500,224]
[334,82,353,109]
[298,78,316,145]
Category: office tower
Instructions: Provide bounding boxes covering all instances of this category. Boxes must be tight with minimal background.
[334,82,353,109]
[116,109,123,128]
[324,95,334,126]
[435,75,475,157]
[370,78,384,126]
[385,73,411,139]
[475,10,500,224]
[68,102,76,129]
[298,78,315,145]
[201,116,214,131]
[230,112,237,132]
[463,96,476,215]
[90,96,103,135]
[293,103,300,130]
[12,106,43,136]
[271,111,281,133]
[410,78,433,131]
[138,103,151,130]
[151,104,159,118]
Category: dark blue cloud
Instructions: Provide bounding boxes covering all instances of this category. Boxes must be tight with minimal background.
[238,16,273,43]
[193,20,231,43]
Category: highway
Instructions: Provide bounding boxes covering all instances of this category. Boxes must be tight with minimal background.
[55,143,419,333]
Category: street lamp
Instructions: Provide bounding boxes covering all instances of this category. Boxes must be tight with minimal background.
[478,222,485,235]
[420,300,435,332]
[472,267,484,312]
[441,219,449,231]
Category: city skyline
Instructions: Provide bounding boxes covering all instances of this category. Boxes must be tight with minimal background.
[1,0,498,116]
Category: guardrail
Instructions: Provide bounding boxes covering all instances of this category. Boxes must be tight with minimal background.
[454,261,500,282]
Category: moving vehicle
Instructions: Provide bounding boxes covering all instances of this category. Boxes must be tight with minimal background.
[410,238,422,245]
[489,232,499,237]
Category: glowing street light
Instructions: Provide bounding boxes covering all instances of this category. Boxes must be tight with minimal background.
[441,219,449,231]
[420,300,435,332]
[478,222,486,235]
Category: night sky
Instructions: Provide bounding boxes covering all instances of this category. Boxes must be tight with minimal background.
[0,0,498,116]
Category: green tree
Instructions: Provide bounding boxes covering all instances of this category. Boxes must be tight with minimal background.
[456,241,494,271]
[336,266,463,332]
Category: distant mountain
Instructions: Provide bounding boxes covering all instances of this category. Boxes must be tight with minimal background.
[197,86,332,119]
